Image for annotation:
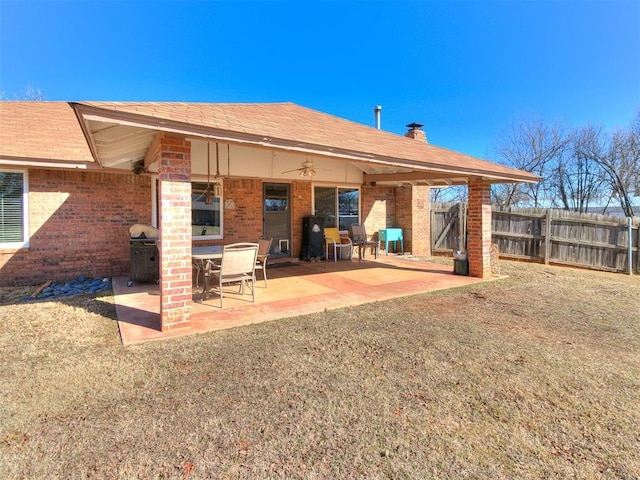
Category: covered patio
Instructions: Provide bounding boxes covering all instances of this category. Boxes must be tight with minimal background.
[1,101,537,337]
[114,255,497,345]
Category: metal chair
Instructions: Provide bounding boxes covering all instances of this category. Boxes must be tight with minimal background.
[201,243,258,307]
[255,237,273,287]
[349,223,379,261]
[324,228,352,261]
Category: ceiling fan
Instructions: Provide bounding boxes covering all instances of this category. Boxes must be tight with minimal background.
[282,158,330,177]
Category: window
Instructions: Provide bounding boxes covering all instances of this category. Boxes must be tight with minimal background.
[0,170,28,248]
[314,186,359,231]
[191,181,222,239]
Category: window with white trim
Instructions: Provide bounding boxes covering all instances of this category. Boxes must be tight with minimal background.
[191,181,223,239]
[314,186,360,231]
[0,169,28,248]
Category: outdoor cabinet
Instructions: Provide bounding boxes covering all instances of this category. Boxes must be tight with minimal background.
[128,242,159,286]
[301,216,325,261]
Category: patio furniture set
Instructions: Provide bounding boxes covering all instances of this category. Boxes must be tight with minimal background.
[192,225,403,307]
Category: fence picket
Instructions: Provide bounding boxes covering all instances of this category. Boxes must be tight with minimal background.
[430,203,639,274]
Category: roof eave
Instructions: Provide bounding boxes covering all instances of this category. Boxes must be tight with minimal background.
[72,102,540,184]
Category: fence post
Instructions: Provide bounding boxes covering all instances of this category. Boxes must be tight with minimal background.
[629,217,634,275]
[544,209,552,265]
[637,220,640,274]
[459,201,466,250]
[430,207,435,252]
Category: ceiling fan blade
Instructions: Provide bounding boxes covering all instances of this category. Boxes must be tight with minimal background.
[281,167,305,174]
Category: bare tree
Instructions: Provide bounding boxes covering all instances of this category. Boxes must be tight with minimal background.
[490,115,569,207]
[573,115,639,217]
[0,84,44,101]
[551,127,607,212]
[430,185,467,203]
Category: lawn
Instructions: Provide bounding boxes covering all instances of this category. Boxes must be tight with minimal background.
[1,260,639,479]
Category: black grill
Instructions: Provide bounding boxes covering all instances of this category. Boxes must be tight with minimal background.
[127,236,159,287]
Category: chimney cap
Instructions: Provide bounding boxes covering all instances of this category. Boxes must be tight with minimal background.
[406,122,424,130]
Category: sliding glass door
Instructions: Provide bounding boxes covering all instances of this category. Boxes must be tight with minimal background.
[314,186,360,231]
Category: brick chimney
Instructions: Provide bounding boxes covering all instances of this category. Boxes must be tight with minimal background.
[405,122,427,143]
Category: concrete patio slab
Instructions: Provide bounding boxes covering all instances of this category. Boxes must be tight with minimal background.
[114,256,496,345]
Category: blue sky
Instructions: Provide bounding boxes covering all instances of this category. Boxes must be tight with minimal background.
[1,0,638,160]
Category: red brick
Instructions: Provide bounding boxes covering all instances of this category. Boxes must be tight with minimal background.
[0,169,151,286]
[468,178,492,278]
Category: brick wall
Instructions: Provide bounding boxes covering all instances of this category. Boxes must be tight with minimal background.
[412,185,431,256]
[394,186,412,250]
[0,169,151,287]
[393,185,431,256]
[361,184,431,255]
[191,179,313,259]
[190,177,265,250]
[361,185,395,235]
[220,178,263,243]
[467,178,492,278]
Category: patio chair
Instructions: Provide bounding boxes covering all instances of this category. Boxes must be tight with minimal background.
[255,237,273,287]
[349,223,379,261]
[324,227,352,262]
[201,242,258,307]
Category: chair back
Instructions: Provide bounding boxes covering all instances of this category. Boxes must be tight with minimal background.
[220,243,258,276]
[324,228,342,244]
[349,223,366,244]
[257,238,272,258]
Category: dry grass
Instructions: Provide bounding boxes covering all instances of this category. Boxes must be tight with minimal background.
[1,260,639,479]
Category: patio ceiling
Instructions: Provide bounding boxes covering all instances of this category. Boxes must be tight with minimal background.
[79,118,473,186]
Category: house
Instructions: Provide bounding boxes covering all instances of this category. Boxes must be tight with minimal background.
[0,101,538,330]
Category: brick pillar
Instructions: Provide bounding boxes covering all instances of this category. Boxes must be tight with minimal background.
[291,181,312,258]
[468,178,492,278]
[394,185,431,256]
[157,135,192,331]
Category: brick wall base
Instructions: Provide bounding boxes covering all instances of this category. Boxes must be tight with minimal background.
[0,169,151,287]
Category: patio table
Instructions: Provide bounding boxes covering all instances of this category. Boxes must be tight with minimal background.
[192,245,223,291]
[192,245,223,260]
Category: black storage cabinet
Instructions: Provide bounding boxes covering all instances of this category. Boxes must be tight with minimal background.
[301,216,325,261]
[128,240,159,286]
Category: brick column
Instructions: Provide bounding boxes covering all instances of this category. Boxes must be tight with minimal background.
[394,185,431,256]
[291,181,312,258]
[157,135,192,331]
[468,178,492,278]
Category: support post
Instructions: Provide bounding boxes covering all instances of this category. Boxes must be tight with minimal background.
[157,135,192,331]
[467,179,492,278]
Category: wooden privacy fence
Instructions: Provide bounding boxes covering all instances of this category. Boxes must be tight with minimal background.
[431,202,640,274]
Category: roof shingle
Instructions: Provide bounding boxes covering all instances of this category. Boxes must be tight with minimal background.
[1,100,538,182]
[81,101,538,181]
[0,102,94,162]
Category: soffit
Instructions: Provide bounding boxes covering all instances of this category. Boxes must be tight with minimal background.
[86,120,157,169]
